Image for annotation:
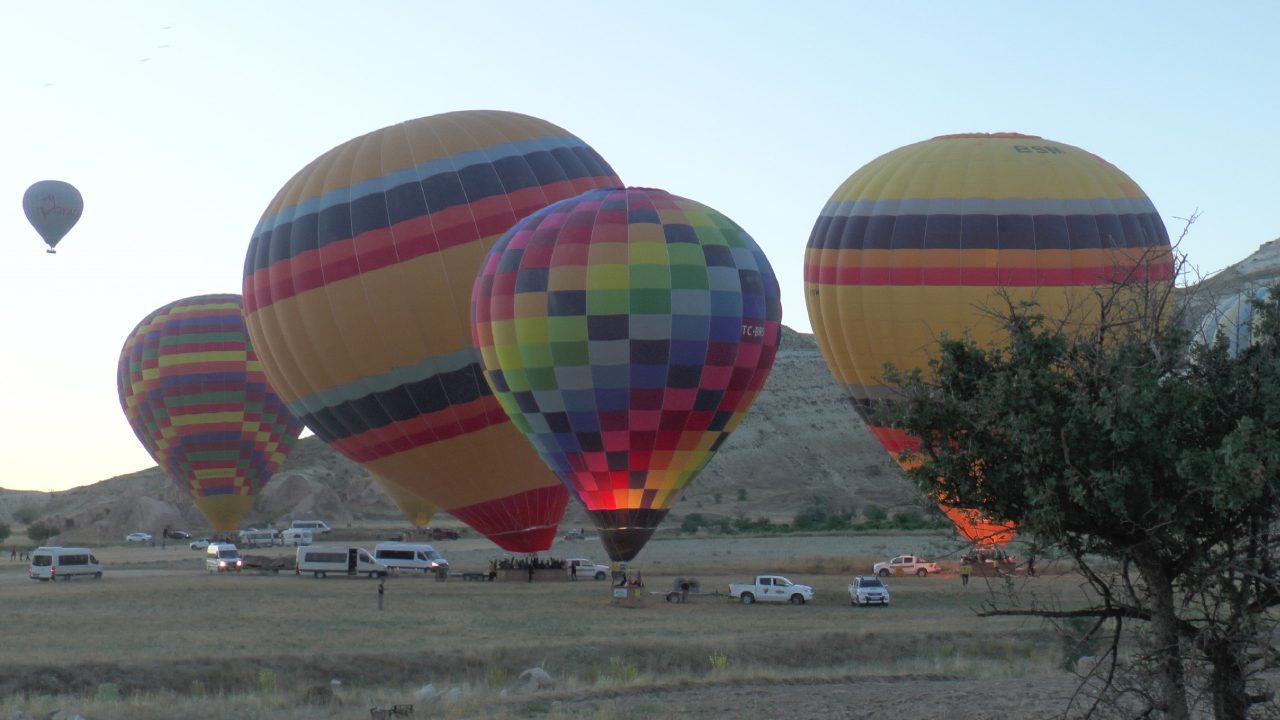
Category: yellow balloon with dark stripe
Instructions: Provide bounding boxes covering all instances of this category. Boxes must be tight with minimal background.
[805,133,1174,545]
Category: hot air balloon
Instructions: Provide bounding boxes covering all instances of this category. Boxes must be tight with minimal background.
[377,475,438,529]
[805,133,1174,546]
[243,110,623,553]
[1196,286,1271,357]
[471,187,782,561]
[117,294,305,531]
[23,180,83,253]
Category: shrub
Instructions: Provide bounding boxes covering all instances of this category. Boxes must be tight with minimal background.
[604,656,638,684]
[863,505,888,523]
[736,488,748,502]
[256,669,276,695]
[95,682,120,701]
[708,651,728,673]
[26,521,57,543]
[680,513,705,533]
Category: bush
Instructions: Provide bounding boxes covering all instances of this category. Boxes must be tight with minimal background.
[0,522,10,545]
[863,505,888,523]
[26,521,57,543]
[736,488,748,502]
[680,513,705,533]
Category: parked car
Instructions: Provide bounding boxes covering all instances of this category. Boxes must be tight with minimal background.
[189,538,212,550]
[728,575,814,605]
[848,575,891,606]
[428,528,460,541]
[563,528,587,541]
[874,555,941,578]
[565,558,609,580]
[125,532,153,543]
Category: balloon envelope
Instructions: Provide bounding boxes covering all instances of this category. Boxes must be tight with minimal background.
[117,294,305,531]
[804,133,1174,546]
[1196,287,1271,357]
[23,180,83,252]
[243,110,623,553]
[472,187,782,561]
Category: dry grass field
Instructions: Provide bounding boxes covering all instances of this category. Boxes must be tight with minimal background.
[0,532,1091,719]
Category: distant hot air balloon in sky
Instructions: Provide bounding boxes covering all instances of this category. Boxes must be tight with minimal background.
[805,133,1174,546]
[23,180,83,253]
[117,294,305,531]
[243,110,623,553]
[472,187,782,561]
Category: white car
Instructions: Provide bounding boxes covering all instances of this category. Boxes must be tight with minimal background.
[848,575,891,606]
[565,558,610,580]
[125,532,153,543]
[873,555,941,578]
[189,538,212,550]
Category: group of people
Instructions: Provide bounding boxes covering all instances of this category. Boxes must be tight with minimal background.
[493,555,566,571]
[8,547,30,561]
[959,550,1036,586]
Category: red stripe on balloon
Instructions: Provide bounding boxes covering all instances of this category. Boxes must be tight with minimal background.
[243,177,618,314]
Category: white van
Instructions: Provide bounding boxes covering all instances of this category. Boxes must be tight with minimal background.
[281,528,313,546]
[29,547,102,581]
[206,543,244,573]
[238,529,281,548]
[373,542,449,574]
[289,520,331,534]
[296,545,387,578]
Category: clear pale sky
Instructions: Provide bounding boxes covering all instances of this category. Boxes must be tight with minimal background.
[2,2,1277,492]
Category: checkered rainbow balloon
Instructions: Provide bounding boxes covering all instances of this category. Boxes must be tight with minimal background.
[472,187,782,561]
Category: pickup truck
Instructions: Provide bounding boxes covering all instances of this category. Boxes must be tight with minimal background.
[565,558,609,580]
[728,575,814,605]
[873,555,941,578]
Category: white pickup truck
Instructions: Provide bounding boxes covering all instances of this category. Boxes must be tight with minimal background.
[728,575,814,605]
[873,555,942,578]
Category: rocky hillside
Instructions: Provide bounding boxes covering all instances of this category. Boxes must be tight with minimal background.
[9,326,912,544]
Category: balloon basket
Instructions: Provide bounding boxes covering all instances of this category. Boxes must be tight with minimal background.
[610,584,646,608]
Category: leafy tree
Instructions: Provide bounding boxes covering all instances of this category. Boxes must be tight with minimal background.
[26,521,58,544]
[0,522,10,545]
[884,275,1280,720]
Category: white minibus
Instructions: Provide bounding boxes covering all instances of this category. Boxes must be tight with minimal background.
[296,545,387,579]
[29,547,102,581]
[372,542,449,574]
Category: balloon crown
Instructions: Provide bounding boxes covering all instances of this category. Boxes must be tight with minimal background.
[931,132,1042,140]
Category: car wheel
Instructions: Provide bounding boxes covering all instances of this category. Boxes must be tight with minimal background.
[594,571,606,581]
[916,568,928,577]
[790,594,806,605]
[878,569,890,578]
[94,572,102,580]
[740,593,755,605]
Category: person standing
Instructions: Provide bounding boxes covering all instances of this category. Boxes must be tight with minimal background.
[960,559,972,587]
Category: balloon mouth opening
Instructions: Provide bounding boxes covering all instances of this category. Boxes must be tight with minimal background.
[588,508,670,562]
[931,132,1042,141]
